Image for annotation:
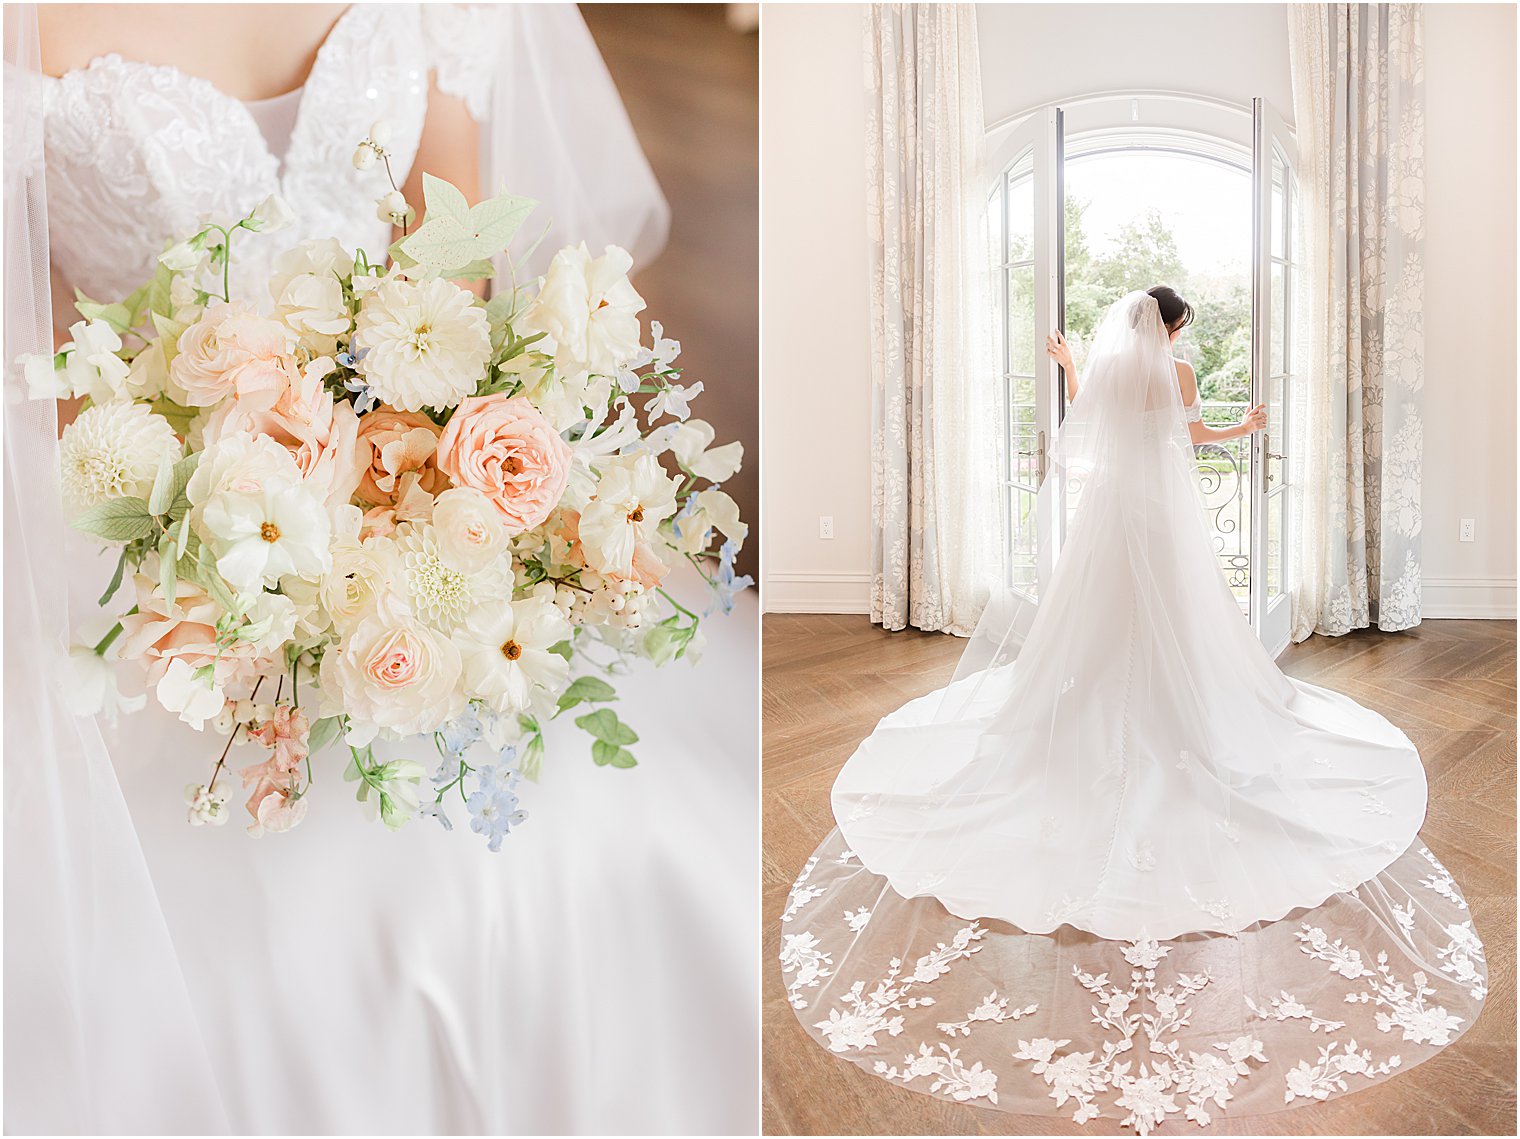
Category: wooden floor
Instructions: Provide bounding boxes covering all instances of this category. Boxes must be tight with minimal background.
[762,614,1517,1136]
[579,3,759,578]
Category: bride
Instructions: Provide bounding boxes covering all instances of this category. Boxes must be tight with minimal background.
[5,5,755,1134]
[781,289,1486,1134]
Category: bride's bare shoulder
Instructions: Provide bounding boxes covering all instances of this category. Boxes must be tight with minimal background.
[1173,359,1199,400]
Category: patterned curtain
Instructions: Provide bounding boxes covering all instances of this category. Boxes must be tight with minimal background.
[1288,4,1426,638]
[866,4,998,636]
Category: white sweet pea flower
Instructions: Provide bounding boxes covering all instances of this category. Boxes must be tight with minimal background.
[668,487,747,556]
[578,453,679,577]
[456,597,572,715]
[64,644,147,725]
[155,657,226,729]
[668,418,743,482]
[236,591,301,654]
[21,353,67,400]
[67,319,132,401]
[518,243,645,380]
[158,237,205,272]
[245,193,295,233]
[645,378,704,423]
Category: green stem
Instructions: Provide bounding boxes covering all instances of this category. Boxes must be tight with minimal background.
[92,622,124,656]
[657,587,699,622]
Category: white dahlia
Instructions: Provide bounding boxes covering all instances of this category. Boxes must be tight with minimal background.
[59,400,181,512]
[394,522,513,631]
[354,277,491,412]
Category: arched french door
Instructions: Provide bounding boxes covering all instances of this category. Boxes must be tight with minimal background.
[986,93,1299,655]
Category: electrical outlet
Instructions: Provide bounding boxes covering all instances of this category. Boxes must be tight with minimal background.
[1459,518,1476,543]
[819,515,835,540]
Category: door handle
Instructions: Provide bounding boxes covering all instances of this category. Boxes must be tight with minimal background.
[1017,429,1047,484]
[1262,432,1284,487]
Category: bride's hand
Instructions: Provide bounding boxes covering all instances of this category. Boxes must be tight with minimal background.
[1240,403,1268,434]
[1045,329,1074,371]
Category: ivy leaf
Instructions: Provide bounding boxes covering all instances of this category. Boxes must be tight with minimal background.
[546,639,574,662]
[151,396,197,437]
[398,174,535,279]
[574,707,638,747]
[72,290,133,334]
[555,675,618,714]
[73,498,155,543]
[591,740,637,769]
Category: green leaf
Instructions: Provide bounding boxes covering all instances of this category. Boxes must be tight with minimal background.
[147,453,177,515]
[555,675,618,714]
[591,740,637,768]
[73,497,155,543]
[98,547,130,607]
[574,708,638,747]
[398,175,535,279]
[519,732,545,782]
[72,290,133,333]
[308,715,342,755]
[159,535,178,606]
[151,396,196,437]
[547,639,574,662]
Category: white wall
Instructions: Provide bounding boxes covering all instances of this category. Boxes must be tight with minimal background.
[761,2,1517,620]
[1421,2,1517,617]
[761,3,875,612]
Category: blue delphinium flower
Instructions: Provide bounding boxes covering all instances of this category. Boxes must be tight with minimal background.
[439,705,484,756]
[466,755,527,852]
[418,800,453,832]
[707,538,754,616]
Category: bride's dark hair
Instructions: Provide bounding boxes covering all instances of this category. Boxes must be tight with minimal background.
[1147,285,1194,333]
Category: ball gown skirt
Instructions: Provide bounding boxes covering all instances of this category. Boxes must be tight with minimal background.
[96,560,758,1136]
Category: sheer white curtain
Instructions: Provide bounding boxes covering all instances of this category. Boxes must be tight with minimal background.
[1288,3,1427,639]
[865,3,999,636]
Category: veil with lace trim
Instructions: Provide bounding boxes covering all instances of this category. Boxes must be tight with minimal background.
[780,293,1487,1133]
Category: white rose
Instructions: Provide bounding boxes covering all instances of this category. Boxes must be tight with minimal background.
[268,238,356,305]
[668,418,743,482]
[273,273,351,341]
[319,615,464,738]
[518,243,645,380]
[431,487,510,575]
[155,657,226,729]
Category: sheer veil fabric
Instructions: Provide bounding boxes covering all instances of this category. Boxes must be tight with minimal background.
[5,5,755,1134]
[782,293,1486,1132]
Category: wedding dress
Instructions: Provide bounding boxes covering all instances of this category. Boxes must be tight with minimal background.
[781,293,1486,1134]
[5,5,754,1134]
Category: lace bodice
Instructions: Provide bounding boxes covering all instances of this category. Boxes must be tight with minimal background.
[1183,388,1202,423]
[40,4,490,320]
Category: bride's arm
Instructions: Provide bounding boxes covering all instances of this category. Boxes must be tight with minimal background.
[1045,330,1078,402]
[1177,361,1266,443]
[399,78,485,297]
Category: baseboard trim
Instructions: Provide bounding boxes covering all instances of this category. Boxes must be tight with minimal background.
[763,571,872,614]
[762,571,1517,620]
[1422,576,1517,620]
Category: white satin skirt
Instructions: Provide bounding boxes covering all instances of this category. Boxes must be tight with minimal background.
[104,571,758,1135]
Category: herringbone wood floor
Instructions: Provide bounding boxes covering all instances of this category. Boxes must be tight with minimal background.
[762,614,1517,1136]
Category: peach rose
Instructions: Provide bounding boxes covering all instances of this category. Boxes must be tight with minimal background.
[318,615,464,739]
[201,359,364,507]
[436,394,572,534]
[116,570,264,688]
[170,301,298,408]
[353,407,447,508]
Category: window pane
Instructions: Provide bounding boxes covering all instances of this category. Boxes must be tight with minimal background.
[1008,263,1036,376]
[1006,150,1034,262]
[1271,148,1286,261]
[1267,491,1285,599]
[1007,373,1038,489]
[1270,261,1285,376]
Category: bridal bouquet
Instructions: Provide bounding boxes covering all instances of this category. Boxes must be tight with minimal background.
[23,130,749,848]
